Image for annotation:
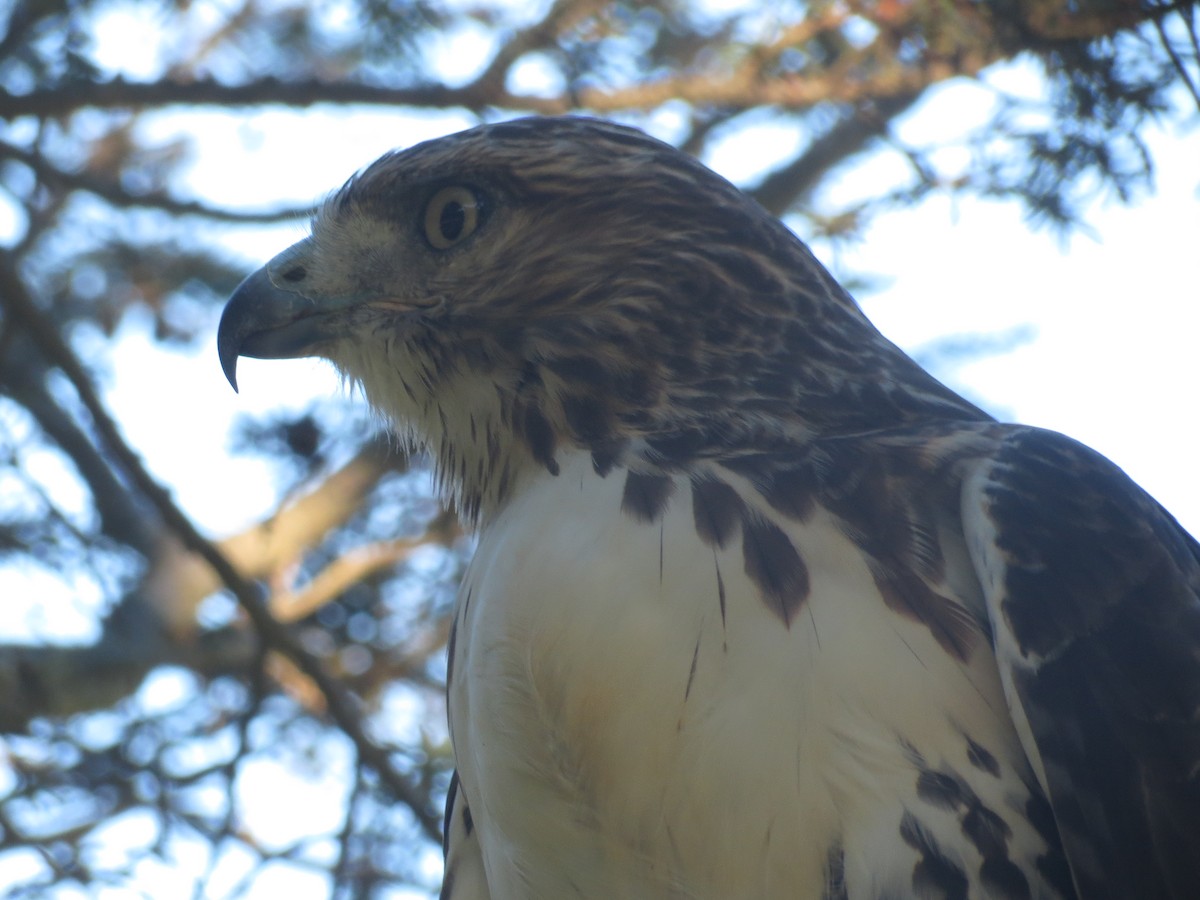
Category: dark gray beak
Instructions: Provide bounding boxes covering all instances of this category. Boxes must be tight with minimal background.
[217,240,338,392]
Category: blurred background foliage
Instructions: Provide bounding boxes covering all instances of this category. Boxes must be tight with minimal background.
[0,0,1197,896]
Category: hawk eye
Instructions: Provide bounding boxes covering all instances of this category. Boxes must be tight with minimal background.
[424,185,481,250]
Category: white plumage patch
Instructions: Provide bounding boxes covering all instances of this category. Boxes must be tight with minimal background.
[447,452,1059,899]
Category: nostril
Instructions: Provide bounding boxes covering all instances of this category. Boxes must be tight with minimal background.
[282,266,307,282]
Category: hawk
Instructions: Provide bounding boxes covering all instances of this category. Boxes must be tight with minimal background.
[217,117,1200,899]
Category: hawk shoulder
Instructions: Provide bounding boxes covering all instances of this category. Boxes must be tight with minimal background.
[963,426,1200,898]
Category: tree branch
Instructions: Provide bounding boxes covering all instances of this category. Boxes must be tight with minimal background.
[270,508,461,624]
[1151,6,1200,109]
[0,252,443,842]
[0,139,314,223]
[0,346,159,554]
[0,61,989,121]
[474,0,608,93]
[0,2,1183,125]
[749,92,924,216]
[0,77,493,119]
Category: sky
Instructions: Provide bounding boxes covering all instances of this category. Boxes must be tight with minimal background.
[847,111,1200,535]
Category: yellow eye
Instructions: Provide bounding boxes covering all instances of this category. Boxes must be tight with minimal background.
[423,185,481,250]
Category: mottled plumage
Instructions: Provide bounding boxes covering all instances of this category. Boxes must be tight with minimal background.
[218,116,1200,899]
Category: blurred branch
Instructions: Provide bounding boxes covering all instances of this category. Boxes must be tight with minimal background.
[0,138,313,223]
[0,77,490,119]
[166,0,258,80]
[0,346,159,554]
[145,434,407,637]
[0,252,443,841]
[0,1,42,64]
[0,634,176,731]
[474,0,608,91]
[1,2,1181,123]
[0,54,1042,121]
[750,92,923,216]
[1152,7,1200,107]
[1018,0,1150,40]
[270,509,461,624]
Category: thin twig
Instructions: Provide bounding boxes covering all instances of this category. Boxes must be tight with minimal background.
[1152,10,1200,110]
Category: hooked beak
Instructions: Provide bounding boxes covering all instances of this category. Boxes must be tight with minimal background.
[217,239,348,392]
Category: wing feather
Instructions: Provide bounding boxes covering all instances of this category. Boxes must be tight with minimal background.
[962,427,1200,899]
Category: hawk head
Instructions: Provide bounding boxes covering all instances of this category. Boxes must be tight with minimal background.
[219,116,982,520]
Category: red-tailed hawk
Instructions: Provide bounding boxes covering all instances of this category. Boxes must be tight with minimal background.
[218,117,1200,899]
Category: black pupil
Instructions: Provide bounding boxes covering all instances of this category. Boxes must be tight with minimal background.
[439,200,466,240]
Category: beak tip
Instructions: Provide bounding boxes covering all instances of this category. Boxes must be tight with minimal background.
[217,333,242,393]
[222,360,241,393]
